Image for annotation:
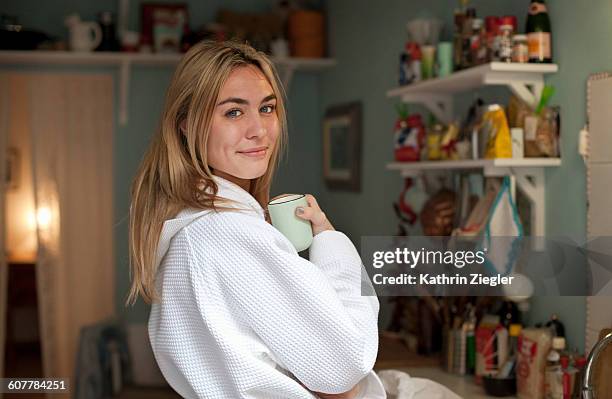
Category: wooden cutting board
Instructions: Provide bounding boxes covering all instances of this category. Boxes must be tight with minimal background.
[593,328,612,399]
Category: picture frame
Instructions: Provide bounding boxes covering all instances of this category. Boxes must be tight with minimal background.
[141,3,189,53]
[322,102,362,192]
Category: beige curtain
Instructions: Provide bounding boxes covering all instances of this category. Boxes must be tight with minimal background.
[1,73,115,386]
[0,75,10,388]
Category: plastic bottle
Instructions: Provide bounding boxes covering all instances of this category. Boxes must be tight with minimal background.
[498,323,522,378]
[570,356,587,399]
[470,18,487,65]
[461,8,477,68]
[546,314,566,338]
[559,356,573,399]
[544,336,566,399]
[465,306,477,375]
[453,0,469,69]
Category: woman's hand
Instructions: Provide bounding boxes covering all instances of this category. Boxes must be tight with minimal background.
[295,194,335,235]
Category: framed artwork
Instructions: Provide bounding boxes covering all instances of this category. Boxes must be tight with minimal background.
[322,102,362,192]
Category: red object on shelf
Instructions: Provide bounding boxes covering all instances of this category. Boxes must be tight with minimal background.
[393,113,425,162]
[405,41,422,60]
[485,16,501,33]
[394,147,420,162]
[500,15,518,30]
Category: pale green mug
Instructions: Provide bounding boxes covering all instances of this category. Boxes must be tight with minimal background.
[267,194,313,252]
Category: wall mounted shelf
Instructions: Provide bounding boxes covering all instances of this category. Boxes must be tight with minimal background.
[387,157,561,237]
[385,62,560,237]
[387,157,561,176]
[386,62,558,124]
[0,50,336,125]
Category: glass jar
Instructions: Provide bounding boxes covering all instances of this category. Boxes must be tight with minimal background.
[470,18,487,65]
[498,24,514,62]
[426,124,445,160]
[512,34,529,63]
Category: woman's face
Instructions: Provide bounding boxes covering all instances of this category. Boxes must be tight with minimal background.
[207,65,279,186]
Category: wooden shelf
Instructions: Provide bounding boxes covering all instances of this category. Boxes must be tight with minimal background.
[0,50,336,125]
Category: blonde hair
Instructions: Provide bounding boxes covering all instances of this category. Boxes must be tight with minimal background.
[127,41,288,305]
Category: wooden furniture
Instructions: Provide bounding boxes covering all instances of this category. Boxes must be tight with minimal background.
[3,262,43,379]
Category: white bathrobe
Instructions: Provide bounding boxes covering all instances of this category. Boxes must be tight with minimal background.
[148,175,387,398]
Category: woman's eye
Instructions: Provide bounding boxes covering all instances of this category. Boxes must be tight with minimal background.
[260,105,276,114]
[225,109,243,118]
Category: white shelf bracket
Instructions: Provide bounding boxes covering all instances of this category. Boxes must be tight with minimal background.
[508,81,545,109]
[483,165,546,238]
[119,60,131,126]
[513,167,545,237]
[401,94,453,124]
[485,71,545,109]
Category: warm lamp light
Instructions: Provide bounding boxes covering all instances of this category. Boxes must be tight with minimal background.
[26,206,52,231]
[36,207,52,230]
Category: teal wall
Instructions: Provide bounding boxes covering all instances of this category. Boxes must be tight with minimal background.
[5,0,611,354]
[318,0,612,353]
[2,1,325,322]
[522,0,612,354]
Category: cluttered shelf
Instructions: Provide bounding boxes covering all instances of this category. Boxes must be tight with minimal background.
[1,4,334,125]
[379,2,591,399]
[0,50,336,69]
[0,50,335,126]
[386,61,558,125]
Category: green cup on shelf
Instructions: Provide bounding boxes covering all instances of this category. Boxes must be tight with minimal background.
[421,45,436,80]
[437,41,453,77]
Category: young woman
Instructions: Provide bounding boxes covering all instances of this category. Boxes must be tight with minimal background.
[127,41,385,399]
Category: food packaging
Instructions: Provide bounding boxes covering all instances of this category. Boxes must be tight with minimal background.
[481,104,512,159]
[524,106,560,157]
[517,328,553,399]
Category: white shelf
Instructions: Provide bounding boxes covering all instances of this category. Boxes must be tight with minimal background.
[386,63,560,237]
[388,157,561,237]
[387,157,561,176]
[386,62,558,124]
[0,50,336,124]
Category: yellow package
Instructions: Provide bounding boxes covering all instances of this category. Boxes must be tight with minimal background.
[441,122,460,160]
[482,105,512,159]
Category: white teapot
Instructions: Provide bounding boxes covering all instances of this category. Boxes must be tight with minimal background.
[65,13,102,52]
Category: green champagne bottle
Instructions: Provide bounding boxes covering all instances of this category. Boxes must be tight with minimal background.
[526,0,552,63]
